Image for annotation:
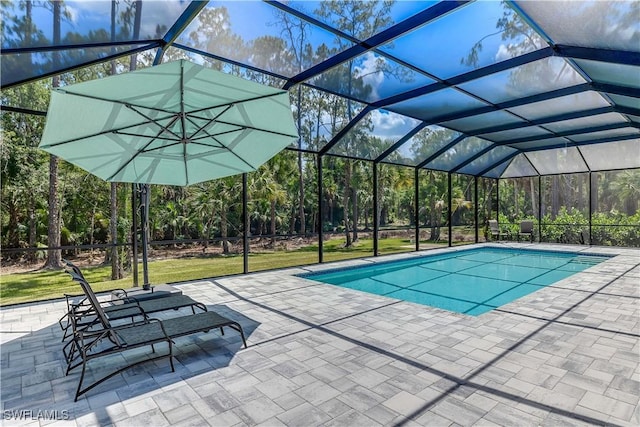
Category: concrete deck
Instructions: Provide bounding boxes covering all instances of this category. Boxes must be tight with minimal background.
[1,243,638,426]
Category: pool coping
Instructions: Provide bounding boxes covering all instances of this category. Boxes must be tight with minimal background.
[1,242,638,426]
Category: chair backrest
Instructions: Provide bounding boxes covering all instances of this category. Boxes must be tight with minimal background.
[63,260,112,330]
[488,219,499,232]
[520,220,534,233]
[63,259,87,281]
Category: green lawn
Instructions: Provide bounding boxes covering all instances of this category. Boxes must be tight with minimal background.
[1,237,438,306]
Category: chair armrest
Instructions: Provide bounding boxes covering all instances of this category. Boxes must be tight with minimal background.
[110,288,130,300]
[103,303,147,317]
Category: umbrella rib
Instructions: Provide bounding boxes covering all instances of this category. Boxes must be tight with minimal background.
[141,141,185,153]
[126,104,183,141]
[199,129,257,170]
[185,104,234,141]
[190,128,243,143]
[106,114,182,181]
[188,141,226,151]
[57,89,177,115]
[115,131,181,142]
[214,118,298,138]
[40,116,173,148]
[183,112,296,141]
[185,88,285,114]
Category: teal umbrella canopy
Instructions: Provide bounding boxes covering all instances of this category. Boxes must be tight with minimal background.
[39,60,298,186]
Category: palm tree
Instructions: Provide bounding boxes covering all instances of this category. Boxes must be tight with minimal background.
[250,166,287,246]
[611,170,640,216]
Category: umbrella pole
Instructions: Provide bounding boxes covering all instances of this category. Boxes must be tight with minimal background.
[141,184,150,289]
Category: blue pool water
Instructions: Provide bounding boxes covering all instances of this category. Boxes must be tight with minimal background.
[300,247,611,316]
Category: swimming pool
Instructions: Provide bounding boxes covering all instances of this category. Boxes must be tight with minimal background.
[300,247,611,315]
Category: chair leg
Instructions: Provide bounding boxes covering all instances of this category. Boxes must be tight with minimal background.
[227,322,247,348]
[74,356,88,402]
[168,340,175,373]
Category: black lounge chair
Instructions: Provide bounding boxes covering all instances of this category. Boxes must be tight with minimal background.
[61,291,210,372]
[59,260,208,365]
[518,220,534,242]
[488,219,502,241]
[62,265,247,401]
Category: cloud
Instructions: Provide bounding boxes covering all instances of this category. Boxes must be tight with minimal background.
[370,110,419,140]
[65,5,79,24]
[495,44,513,62]
[353,52,386,100]
[139,2,188,39]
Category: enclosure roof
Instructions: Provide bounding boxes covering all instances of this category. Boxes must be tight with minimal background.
[2,0,639,178]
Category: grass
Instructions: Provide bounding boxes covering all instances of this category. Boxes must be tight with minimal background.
[1,237,443,306]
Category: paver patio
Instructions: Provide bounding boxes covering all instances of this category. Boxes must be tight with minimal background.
[1,243,638,426]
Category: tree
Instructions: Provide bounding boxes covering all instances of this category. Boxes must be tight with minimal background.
[44,0,63,269]
[1,83,50,259]
[611,170,640,216]
[189,6,245,72]
[314,0,395,246]
[272,9,313,236]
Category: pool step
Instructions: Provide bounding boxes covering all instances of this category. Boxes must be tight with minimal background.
[572,256,609,265]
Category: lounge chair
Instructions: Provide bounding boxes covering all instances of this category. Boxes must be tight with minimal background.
[488,219,502,241]
[60,290,206,341]
[62,267,247,401]
[518,220,534,242]
[61,291,210,372]
[60,264,210,373]
[59,260,206,346]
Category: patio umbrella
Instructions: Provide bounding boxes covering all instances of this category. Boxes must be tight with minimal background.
[39,59,298,186]
[39,60,298,285]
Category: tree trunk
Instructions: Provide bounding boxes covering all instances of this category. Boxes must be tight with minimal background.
[90,205,96,262]
[110,183,121,279]
[428,173,440,241]
[376,177,383,230]
[590,173,598,214]
[329,199,334,230]
[513,179,519,217]
[126,1,142,269]
[352,187,358,242]
[289,208,296,235]
[221,210,229,254]
[45,1,62,269]
[552,175,560,217]
[270,199,276,246]
[429,206,440,241]
[530,177,537,218]
[107,0,120,280]
[25,1,33,67]
[484,180,494,220]
[28,201,36,262]
[298,152,305,236]
[364,208,369,231]
[45,155,62,268]
[296,45,305,236]
[7,198,19,250]
[343,161,352,247]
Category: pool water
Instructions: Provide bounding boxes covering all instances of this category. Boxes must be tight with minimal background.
[301,247,611,315]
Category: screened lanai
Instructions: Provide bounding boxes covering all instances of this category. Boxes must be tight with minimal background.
[1,0,639,295]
